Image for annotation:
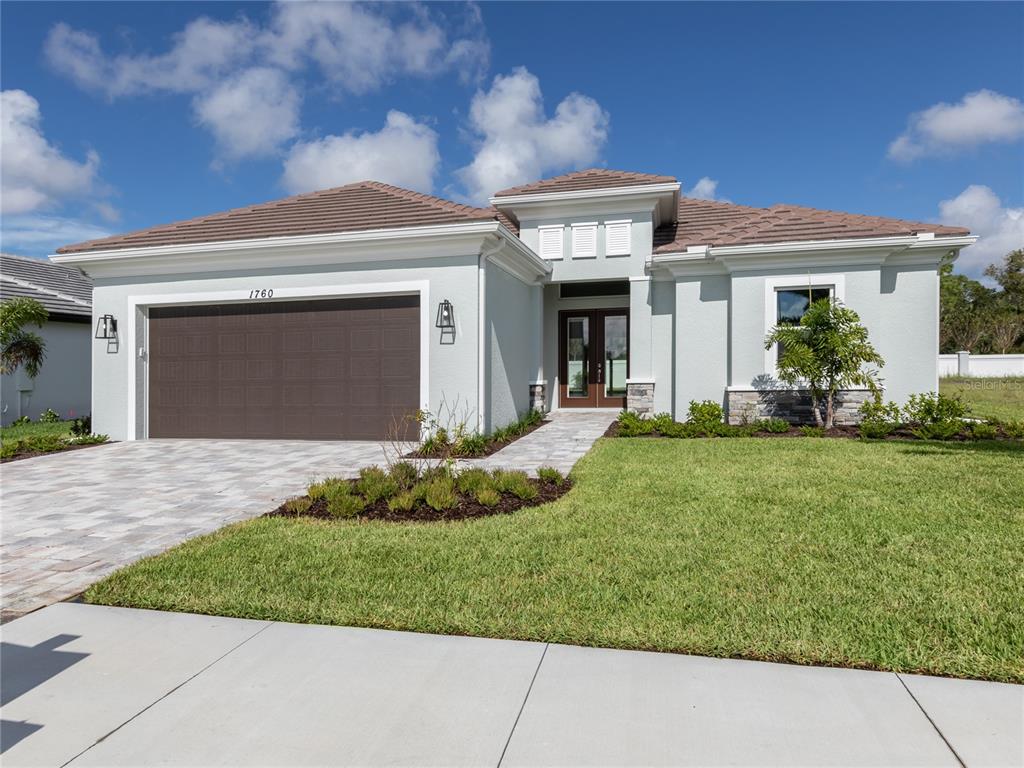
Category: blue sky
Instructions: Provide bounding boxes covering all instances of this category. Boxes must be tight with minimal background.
[2,1,1021,278]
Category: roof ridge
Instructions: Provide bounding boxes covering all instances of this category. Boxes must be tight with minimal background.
[0,272,91,308]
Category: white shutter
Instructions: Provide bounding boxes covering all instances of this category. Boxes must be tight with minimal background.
[605,220,631,256]
[572,223,598,259]
[538,226,564,260]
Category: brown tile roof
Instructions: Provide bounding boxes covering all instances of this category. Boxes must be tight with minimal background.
[653,197,970,253]
[493,168,678,198]
[57,181,513,255]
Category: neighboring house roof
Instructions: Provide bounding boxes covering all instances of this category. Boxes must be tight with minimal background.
[493,168,678,197]
[653,197,971,253]
[0,253,92,318]
[56,181,515,255]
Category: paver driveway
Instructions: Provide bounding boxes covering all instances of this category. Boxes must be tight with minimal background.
[0,439,392,619]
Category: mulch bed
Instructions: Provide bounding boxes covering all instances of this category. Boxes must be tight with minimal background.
[0,441,110,464]
[265,477,573,523]
[406,418,550,460]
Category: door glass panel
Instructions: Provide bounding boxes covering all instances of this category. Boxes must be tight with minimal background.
[603,315,627,398]
[566,316,589,398]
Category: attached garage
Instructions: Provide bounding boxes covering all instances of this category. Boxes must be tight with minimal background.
[148,295,420,440]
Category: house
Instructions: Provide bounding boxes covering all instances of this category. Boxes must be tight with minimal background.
[51,170,975,441]
[1,253,93,426]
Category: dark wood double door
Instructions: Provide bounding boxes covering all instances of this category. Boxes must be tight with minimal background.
[558,309,628,408]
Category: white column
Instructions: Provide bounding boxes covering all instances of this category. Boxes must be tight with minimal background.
[628,276,653,380]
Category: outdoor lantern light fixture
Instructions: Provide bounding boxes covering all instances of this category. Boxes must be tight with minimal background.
[436,299,455,344]
[95,314,118,339]
[435,299,454,329]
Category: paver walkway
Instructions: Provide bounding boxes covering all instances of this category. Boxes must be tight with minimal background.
[0,439,395,619]
[471,409,615,475]
[2,603,1021,766]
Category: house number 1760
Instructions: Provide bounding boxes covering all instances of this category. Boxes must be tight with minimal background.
[249,289,274,299]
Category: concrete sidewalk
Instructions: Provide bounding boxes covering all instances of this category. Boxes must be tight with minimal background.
[2,603,1021,767]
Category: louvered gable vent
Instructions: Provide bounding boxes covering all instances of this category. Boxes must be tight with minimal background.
[572,223,598,258]
[538,225,564,260]
[605,220,631,256]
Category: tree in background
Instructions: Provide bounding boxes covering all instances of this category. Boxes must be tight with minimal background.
[940,249,1024,354]
[765,298,884,429]
[0,297,48,378]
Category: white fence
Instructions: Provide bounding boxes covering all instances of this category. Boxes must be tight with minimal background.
[939,352,1024,378]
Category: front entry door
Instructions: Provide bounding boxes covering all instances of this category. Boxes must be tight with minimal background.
[558,309,628,408]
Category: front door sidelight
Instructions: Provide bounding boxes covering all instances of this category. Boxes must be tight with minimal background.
[559,309,628,408]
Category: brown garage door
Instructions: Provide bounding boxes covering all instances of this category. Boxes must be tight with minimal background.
[148,296,420,440]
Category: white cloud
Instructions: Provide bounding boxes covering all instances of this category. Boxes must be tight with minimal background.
[44,18,256,97]
[264,2,489,93]
[684,177,730,202]
[1,90,102,215]
[456,67,609,203]
[44,4,489,164]
[194,68,301,160]
[889,90,1024,162]
[939,185,1024,279]
[0,215,111,255]
[281,110,440,194]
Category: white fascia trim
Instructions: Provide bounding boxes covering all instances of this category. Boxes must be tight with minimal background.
[124,280,431,441]
[489,182,680,207]
[726,384,876,392]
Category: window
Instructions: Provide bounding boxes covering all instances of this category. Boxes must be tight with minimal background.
[605,220,631,256]
[538,225,564,260]
[773,286,833,363]
[571,222,598,259]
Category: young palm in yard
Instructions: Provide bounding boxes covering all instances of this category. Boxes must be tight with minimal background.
[0,296,48,378]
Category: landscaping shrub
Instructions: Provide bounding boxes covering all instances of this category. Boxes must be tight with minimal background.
[308,477,346,500]
[475,487,501,507]
[70,415,92,437]
[687,400,724,431]
[456,467,493,495]
[659,420,701,439]
[451,432,488,457]
[536,466,564,484]
[70,434,108,445]
[1,442,17,459]
[284,497,312,515]
[1004,421,1024,439]
[355,467,398,503]
[652,412,676,433]
[970,422,999,440]
[759,418,791,433]
[327,493,364,518]
[617,411,654,436]
[389,462,419,489]
[858,400,902,439]
[424,478,459,511]
[799,426,825,437]
[39,408,60,423]
[387,491,418,513]
[903,392,968,425]
[11,415,30,426]
[492,469,531,494]
[911,421,962,441]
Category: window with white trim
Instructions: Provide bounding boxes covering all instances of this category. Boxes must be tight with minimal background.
[772,285,833,364]
[604,220,631,256]
[537,225,564,260]
[571,222,598,259]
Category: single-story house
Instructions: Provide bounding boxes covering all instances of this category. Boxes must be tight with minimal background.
[1,253,93,426]
[51,170,975,441]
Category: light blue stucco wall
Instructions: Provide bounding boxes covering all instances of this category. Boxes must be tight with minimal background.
[517,212,653,283]
[673,275,730,415]
[90,256,481,441]
[877,264,940,403]
[0,320,91,425]
[486,261,536,431]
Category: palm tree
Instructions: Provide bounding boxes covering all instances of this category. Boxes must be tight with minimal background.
[1,297,48,377]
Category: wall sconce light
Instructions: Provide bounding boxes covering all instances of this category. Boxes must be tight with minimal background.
[95,314,118,339]
[436,299,455,344]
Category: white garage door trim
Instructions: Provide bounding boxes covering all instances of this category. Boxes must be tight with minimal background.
[125,280,430,440]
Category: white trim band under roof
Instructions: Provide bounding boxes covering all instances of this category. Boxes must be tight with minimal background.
[652,232,977,260]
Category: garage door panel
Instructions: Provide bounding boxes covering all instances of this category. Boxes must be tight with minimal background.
[149,296,419,439]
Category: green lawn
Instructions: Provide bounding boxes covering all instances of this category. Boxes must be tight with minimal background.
[87,438,1024,682]
[941,376,1024,422]
[0,419,73,443]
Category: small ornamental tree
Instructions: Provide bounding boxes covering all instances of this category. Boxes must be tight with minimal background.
[0,297,48,378]
[765,298,884,429]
